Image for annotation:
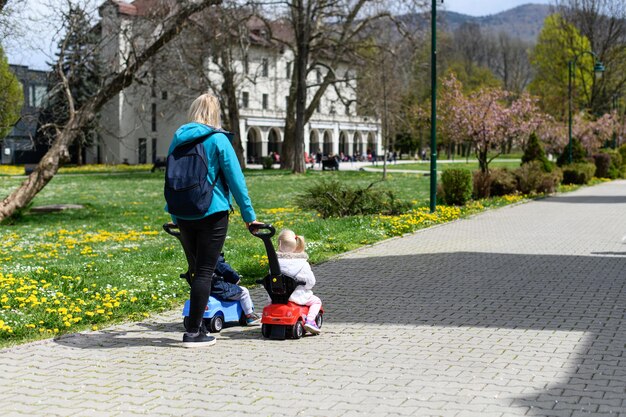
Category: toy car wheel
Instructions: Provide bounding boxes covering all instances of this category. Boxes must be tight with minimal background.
[315,313,323,329]
[183,316,191,332]
[261,324,271,338]
[292,321,304,339]
[239,311,247,326]
[208,315,224,333]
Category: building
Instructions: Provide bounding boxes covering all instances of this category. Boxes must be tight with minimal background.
[1,65,48,165]
[96,0,381,165]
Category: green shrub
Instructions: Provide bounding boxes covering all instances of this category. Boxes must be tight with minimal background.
[557,137,587,166]
[515,161,562,194]
[489,168,518,197]
[598,149,622,179]
[562,162,596,185]
[593,153,613,178]
[619,143,626,163]
[262,156,274,170]
[609,148,623,168]
[436,182,446,206]
[296,179,411,218]
[522,133,553,172]
[472,170,492,199]
[441,169,472,206]
[537,168,563,194]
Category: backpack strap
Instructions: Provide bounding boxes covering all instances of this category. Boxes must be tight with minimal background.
[192,131,233,210]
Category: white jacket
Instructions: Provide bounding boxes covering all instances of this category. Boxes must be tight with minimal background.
[277,251,316,305]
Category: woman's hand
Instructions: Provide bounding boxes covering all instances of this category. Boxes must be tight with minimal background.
[246,220,264,233]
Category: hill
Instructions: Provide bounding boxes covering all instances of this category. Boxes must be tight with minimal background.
[441,4,552,43]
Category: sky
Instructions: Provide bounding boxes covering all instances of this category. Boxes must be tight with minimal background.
[5,0,553,70]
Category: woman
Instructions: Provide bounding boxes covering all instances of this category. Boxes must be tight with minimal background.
[166,93,261,348]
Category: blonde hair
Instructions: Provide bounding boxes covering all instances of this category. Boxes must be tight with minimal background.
[187,93,222,128]
[277,229,305,253]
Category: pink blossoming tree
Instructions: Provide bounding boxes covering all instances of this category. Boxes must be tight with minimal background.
[439,74,539,174]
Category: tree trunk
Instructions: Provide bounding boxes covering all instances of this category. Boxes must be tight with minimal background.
[292,44,307,174]
[0,113,81,219]
[0,0,221,222]
[477,147,489,174]
[282,1,310,174]
[77,139,83,166]
[222,54,245,168]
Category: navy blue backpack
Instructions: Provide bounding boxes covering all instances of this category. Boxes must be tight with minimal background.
[164,134,223,217]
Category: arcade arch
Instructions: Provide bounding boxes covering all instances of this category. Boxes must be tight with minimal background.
[268,127,282,155]
[367,131,377,153]
[339,132,350,156]
[309,130,320,155]
[323,130,333,155]
[246,127,262,163]
[352,131,363,156]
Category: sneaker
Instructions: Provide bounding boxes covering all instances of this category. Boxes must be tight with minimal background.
[182,330,216,348]
[246,313,261,326]
[304,319,321,335]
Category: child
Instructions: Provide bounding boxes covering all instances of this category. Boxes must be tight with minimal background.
[276,229,322,334]
[212,254,261,325]
[179,251,260,326]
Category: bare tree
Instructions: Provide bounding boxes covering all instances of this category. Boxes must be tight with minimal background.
[160,1,257,167]
[488,32,533,94]
[259,0,393,173]
[0,0,24,40]
[0,0,222,222]
[453,22,487,72]
[358,11,427,176]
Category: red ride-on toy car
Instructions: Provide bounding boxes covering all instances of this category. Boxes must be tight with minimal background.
[250,224,324,340]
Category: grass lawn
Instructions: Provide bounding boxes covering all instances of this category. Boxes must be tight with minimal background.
[377,159,522,171]
[0,168,524,345]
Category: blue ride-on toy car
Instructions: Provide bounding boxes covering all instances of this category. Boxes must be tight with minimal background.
[163,223,249,333]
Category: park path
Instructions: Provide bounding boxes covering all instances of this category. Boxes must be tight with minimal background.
[1,180,625,417]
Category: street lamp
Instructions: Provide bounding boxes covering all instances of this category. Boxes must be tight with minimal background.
[568,51,605,164]
[430,0,443,213]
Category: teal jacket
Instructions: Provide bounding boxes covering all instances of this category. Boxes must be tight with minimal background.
[165,123,256,223]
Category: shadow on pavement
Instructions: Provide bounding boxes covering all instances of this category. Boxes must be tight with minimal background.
[52,250,626,414]
[53,321,185,348]
[54,329,183,349]
[317,251,626,416]
[53,317,261,348]
[540,195,626,204]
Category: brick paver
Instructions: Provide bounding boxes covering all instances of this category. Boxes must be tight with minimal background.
[1,180,625,416]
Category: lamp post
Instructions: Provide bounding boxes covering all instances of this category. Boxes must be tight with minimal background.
[568,51,605,164]
[429,0,443,213]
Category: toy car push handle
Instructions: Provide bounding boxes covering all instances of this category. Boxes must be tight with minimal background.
[162,222,181,238]
[249,223,281,277]
[248,223,275,238]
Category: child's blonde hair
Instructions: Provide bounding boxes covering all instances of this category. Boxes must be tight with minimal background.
[277,229,305,253]
[188,93,222,128]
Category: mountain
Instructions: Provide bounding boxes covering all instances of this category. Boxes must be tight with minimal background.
[441,4,552,43]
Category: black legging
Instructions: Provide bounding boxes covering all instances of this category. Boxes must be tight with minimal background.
[177,211,229,332]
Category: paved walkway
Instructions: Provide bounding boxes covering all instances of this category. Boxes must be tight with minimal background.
[1,181,626,417]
